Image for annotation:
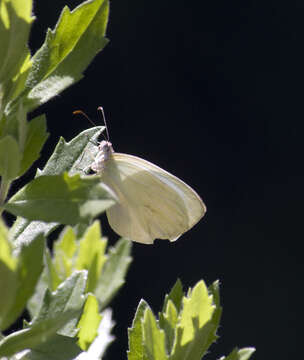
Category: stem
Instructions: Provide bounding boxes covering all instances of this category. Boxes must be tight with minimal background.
[0,177,11,216]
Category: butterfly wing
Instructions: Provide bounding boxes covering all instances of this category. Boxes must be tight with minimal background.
[99,153,206,244]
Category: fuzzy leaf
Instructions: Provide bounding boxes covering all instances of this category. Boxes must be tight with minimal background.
[32,270,88,337]
[0,0,33,95]
[0,220,18,331]
[159,300,178,354]
[16,334,82,360]
[0,135,20,181]
[39,126,104,176]
[53,227,78,286]
[219,347,256,360]
[5,172,116,225]
[0,313,81,358]
[10,127,103,246]
[142,308,168,360]
[29,222,129,321]
[162,278,183,314]
[10,219,58,248]
[170,280,216,360]
[95,238,132,309]
[127,299,150,360]
[75,221,107,292]
[19,114,49,176]
[179,280,215,344]
[76,308,114,360]
[27,249,52,319]
[3,53,32,107]
[77,294,102,350]
[18,0,109,113]
[0,233,44,331]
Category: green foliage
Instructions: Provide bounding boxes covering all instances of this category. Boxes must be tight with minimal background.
[127,279,255,360]
[219,347,256,360]
[128,279,221,360]
[27,222,132,318]
[0,220,130,358]
[127,280,256,360]
[0,219,44,331]
[5,172,116,225]
[0,0,255,359]
[9,126,104,246]
[0,0,109,115]
[94,237,133,309]
[0,135,20,181]
[77,294,102,350]
[0,271,87,358]
[0,0,33,106]
[0,0,109,207]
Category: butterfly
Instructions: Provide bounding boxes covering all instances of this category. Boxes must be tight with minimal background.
[82,107,206,244]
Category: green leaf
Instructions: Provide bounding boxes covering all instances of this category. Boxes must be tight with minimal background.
[77,294,101,350]
[30,222,107,309]
[27,243,70,319]
[0,0,33,103]
[18,0,109,113]
[10,126,103,246]
[11,234,45,324]
[75,221,107,292]
[0,135,20,181]
[0,233,44,331]
[45,246,62,292]
[127,280,251,360]
[5,172,116,225]
[206,280,222,345]
[33,270,88,337]
[169,280,216,360]
[219,347,256,360]
[10,218,58,247]
[179,280,215,345]
[27,250,52,319]
[78,308,114,359]
[142,308,168,360]
[95,238,132,309]
[56,227,78,258]
[0,219,18,331]
[53,227,78,286]
[128,299,150,360]
[0,101,26,153]
[0,218,16,270]
[0,102,47,180]
[39,126,104,176]
[19,114,49,176]
[16,334,82,360]
[158,279,184,354]
[162,279,183,314]
[3,53,32,108]
[30,223,130,320]
[159,300,178,354]
[0,312,81,358]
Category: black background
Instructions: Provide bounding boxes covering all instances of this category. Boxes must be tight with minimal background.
[27,0,302,359]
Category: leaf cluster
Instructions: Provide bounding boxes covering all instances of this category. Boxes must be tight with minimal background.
[0,219,131,359]
[128,279,255,360]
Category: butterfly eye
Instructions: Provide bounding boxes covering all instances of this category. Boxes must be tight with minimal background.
[85,167,95,175]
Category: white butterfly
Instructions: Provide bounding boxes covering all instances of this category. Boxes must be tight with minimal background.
[90,137,206,244]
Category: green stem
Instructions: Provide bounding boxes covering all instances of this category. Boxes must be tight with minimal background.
[0,177,11,216]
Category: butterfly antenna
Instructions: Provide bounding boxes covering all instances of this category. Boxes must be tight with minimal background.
[97,106,110,141]
[73,110,96,127]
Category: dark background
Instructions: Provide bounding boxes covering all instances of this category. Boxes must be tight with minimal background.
[28,0,301,359]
